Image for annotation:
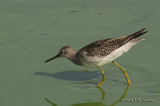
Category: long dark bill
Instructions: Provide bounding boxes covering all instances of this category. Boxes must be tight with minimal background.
[45,54,60,63]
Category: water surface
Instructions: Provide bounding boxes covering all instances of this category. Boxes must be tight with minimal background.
[0,0,160,106]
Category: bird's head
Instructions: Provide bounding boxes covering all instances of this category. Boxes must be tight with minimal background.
[45,46,76,63]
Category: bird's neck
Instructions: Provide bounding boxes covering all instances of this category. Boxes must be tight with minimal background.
[67,51,79,65]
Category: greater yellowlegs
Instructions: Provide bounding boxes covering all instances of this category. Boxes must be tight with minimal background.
[45,28,148,87]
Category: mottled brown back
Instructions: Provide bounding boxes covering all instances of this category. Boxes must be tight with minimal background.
[77,28,147,57]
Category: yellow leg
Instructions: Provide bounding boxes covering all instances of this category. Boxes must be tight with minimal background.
[97,66,106,87]
[113,61,131,85]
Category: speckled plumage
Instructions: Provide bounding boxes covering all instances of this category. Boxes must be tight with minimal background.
[78,28,147,57]
[75,28,147,66]
[45,28,148,86]
[45,28,147,67]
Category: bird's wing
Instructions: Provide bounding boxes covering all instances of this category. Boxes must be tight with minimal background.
[78,28,148,57]
[78,38,127,57]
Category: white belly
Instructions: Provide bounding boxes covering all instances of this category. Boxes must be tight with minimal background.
[81,39,144,67]
[82,41,140,67]
[97,41,138,66]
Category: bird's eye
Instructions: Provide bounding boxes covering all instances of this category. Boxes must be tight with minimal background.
[60,51,63,54]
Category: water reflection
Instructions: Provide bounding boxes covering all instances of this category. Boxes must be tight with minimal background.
[45,85,130,106]
[44,98,57,106]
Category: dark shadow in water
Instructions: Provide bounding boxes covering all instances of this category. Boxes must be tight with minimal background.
[44,85,130,106]
[34,71,100,81]
[34,70,126,85]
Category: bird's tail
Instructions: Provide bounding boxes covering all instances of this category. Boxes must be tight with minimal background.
[126,28,148,41]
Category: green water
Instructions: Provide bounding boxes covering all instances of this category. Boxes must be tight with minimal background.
[0,0,160,106]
